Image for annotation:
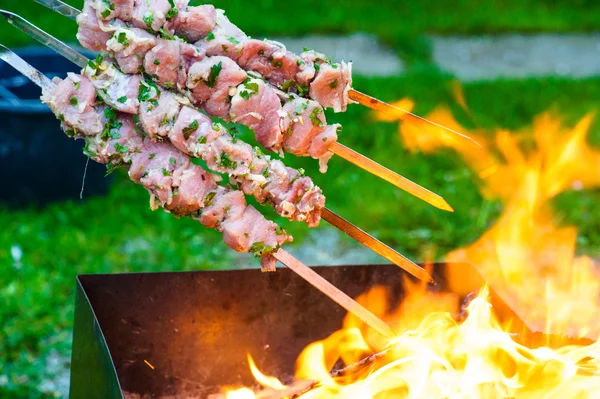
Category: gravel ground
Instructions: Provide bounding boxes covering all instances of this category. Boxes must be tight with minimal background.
[432,33,600,81]
[273,33,404,77]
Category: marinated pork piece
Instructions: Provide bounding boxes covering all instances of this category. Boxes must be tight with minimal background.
[94,0,134,22]
[194,9,246,60]
[230,77,289,151]
[107,26,157,74]
[85,111,144,165]
[309,124,339,173]
[41,78,291,267]
[131,0,171,32]
[309,62,353,113]
[138,85,182,137]
[143,39,204,89]
[282,98,325,156]
[170,4,217,42]
[77,2,112,51]
[187,56,247,118]
[84,61,141,113]
[237,39,303,87]
[41,74,103,136]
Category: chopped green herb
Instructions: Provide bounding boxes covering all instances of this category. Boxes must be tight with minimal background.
[227,36,240,44]
[275,226,286,236]
[309,107,324,127]
[153,59,160,65]
[258,49,265,56]
[331,64,338,69]
[149,153,156,159]
[104,107,117,120]
[212,123,221,131]
[303,47,311,52]
[138,78,159,102]
[166,0,178,19]
[182,120,199,140]
[169,157,177,165]
[296,59,304,66]
[133,114,146,136]
[314,63,320,72]
[164,81,174,89]
[197,136,207,144]
[218,152,237,169]
[58,114,65,121]
[206,61,222,88]
[295,83,309,97]
[117,96,127,103]
[221,44,228,53]
[281,80,294,91]
[117,31,129,47]
[249,241,275,257]
[73,81,80,90]
[142,13,154,30]
[162,168,171,176]
[206,32,215,41]
[159,28,175,40]
[204,191,216,206]
[328,79,338,89]
[105,162,118,177]
[272,60,283,68]
[239,80,259,100]
[70,97,78,106]
[322,137,328,142]
[172,187,179,196]
[114,143,128,153]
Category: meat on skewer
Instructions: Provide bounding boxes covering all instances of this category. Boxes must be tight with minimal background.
[50,3,457,210]
[82,58,326,226]
[42,72,292,270]
[76,11,341,172]
[80,0,352,112]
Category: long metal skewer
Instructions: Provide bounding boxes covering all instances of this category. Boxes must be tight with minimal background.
[0,43,395,338]
[24,0,454,213]
[0,9,434,282]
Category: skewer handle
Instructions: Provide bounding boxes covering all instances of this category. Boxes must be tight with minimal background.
[274,249,395,339]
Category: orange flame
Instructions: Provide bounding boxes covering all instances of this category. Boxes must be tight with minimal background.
[220,94,600,398]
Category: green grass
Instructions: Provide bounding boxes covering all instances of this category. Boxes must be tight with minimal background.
[2,73,600,397]
[3,0,600,51]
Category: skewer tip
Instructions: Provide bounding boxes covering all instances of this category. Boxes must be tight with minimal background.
[438,200,455,213]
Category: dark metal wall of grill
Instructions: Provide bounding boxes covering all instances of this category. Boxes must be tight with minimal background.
[68,263,533,398]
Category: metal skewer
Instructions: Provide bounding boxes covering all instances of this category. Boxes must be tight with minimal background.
[0,43,395,339]
[348,89,482,148]
[24,0,455,212]
[0,9,434,282]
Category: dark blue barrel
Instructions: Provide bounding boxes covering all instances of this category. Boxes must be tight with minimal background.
[0,47,109,206]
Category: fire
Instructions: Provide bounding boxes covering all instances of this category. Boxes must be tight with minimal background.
[218,96,600,398]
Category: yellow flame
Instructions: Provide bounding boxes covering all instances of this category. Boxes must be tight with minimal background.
[222,91,600,398]
[247,354,286,391]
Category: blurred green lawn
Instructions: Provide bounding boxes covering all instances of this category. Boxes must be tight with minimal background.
[2,0,600,397]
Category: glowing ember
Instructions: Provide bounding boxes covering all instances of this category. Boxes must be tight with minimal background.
[217,98,600,398]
